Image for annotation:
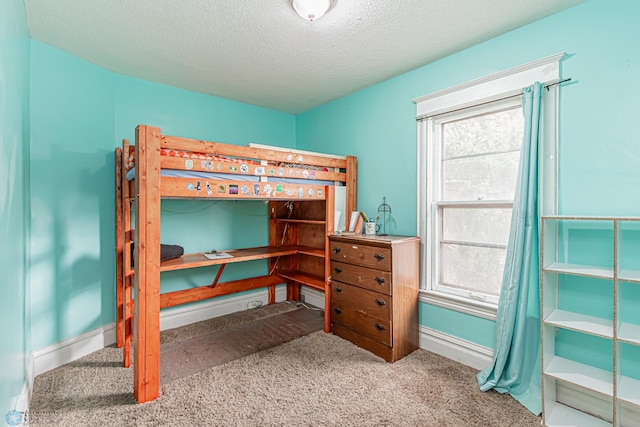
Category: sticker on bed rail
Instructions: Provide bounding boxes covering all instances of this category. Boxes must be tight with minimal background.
[308,188,314,197]
[275,184,283,194]
[298,188,303,198]
[317,188,323,198]
[297,155,304,162]
[229,165,238,173]
[202,160,214,171]
[302,170,309,178]
[269,168,275,175]
[254,166,265,175]
[206,181,212,196]
[195,181,202,192]
[310,170,316,180]
[217,184,226,194]
[229,185,238,195]
[187,183,195,191]
[253,184,260,196]
[240,164,249,174]
[185,160,194,170]
[278,167,285,176]
[287,154,293,161]
[285,189,294,196]
[240,185,249,196]
[264,184,273,197]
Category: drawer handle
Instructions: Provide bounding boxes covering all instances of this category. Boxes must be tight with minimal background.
[374,323,386,331]
[374,253,385,261]
[334,267,342,273]
[374,298,386,306]
[332,247,341,254]
[335,287,343,293]
[374,276,386,284]
[334,308,343,314]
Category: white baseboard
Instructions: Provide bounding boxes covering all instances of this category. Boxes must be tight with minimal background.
[8,362,31,415]
[32,323,117,377]
[300,286,325,309]
[159,286,286,331]
[555,383,640,424]
[555,383,612,422]
[31,287,287,379]
[21,353,34,411]
[419,325,493,371]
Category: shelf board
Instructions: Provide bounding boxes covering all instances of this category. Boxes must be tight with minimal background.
[542,215,640,222]
[619,269,640,283]
[544,309,613,338]
[545,401,612,427]
[619,376,640,408]
[618,322,640,345]
[296,246,326,258]
[274,218,326,225]
[544,356,613,397]
[160,245,300,272]
[544,262,613,280]
[277,270,325,291]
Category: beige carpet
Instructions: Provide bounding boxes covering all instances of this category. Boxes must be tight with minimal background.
[30,304,540,426]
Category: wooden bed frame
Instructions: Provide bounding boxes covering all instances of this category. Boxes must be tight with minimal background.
[115,125,357,403]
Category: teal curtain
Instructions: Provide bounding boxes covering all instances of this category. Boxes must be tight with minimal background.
[476,82,543,415]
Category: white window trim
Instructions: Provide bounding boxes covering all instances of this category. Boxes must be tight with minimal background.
[414,53,564,319]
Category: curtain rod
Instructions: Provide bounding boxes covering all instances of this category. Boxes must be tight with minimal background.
[416,78,572,121]
[544,77,572,89]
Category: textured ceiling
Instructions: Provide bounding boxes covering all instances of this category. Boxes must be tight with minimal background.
[24,0,583,114]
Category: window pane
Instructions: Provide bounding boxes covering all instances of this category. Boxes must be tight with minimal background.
[442,108,524,159]
[442,207,512,246]
[442,151,520,201]
[440,243,506,297]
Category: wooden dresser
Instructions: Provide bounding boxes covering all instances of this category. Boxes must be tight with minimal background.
[328,234,420,362]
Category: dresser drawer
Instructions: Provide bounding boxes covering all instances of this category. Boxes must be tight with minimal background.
[329,241,391,271]
[331,282,391,320]
[330,261,392,295]
[330,302,392,347]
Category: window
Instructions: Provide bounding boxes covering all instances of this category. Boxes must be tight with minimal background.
[414,54,563,318]
[432,100,524,305]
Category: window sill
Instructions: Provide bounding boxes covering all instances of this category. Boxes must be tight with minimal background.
[419,290,497,321]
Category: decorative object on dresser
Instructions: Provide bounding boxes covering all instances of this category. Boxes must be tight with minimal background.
[376,196,392,236]
[328,234,420,362]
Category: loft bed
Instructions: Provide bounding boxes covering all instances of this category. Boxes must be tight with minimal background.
[114,125,357,403]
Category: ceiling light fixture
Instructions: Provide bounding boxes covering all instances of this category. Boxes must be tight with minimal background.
[292,0,333,21]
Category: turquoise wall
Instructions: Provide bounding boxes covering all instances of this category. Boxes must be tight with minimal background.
[0,0,30,417]
[29,42,295,350]
[296,0,640,347]
[29,41,115,351]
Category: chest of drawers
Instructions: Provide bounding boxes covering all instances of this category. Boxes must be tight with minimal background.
[328,234,420,362]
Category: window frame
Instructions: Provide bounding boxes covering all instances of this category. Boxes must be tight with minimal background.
[430,98,523,306]
[414,54,563,319]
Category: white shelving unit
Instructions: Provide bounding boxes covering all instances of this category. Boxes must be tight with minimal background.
[541,216,640,427]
